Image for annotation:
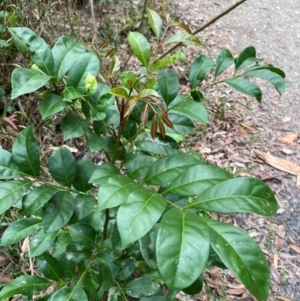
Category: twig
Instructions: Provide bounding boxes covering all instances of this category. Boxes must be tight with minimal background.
[155,0,247,62]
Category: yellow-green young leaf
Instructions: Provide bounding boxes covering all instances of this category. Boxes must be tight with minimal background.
[109,86,129,98]
[165,33,202,46]
[138,89,160,99]
[128,32,151,67]
[85,73,97,95]
[147,8,162,39]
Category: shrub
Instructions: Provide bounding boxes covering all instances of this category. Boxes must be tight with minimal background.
[0,8,285,301]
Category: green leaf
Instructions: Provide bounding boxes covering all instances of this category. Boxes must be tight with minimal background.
[0,149,26,179]
[37,252,64,281]
[43,191,75,233]
[98,175,139,210]
[0,218,42,246]
[125,151,157,180]
[128,32,151,67]
[0,275,51,299]
[170,98,209,123]
[0,180,32,215]
[118,188,167,248]
[157,69,179,106]
[39,93,68,119]
[138,89,160,99]
[215,49,234,77]
[62,112,89,140]
[165,33,202,46]
[69,223,96,247]
[63,86,84,102]
[30,229,58,257]
[120,71,138,89]
[136,134,178,156]
[242,66,286,94]
[86,129,108,152]
[167,112,195,137]
[11,67,52,100]
[157,209,210,292]
[109,86,129,98]
[164,165,232,196]
[67,52,100,94]
[204,219,270,301]
[74,194,96,220]
[189,55,214,89]
[22,185,57,215]
[224,78,262,102]
[89,163,120,185]
[124,277,160,298]
[52,232,73,258]
[151,51,186,72]
[147,8,162,39]
[139,228,158,269]
[235,46,257,71]
[9,27,54,75]
[52,36,86,82]
[182,274,203,295]
[117,258,136,280]
[73,158,96,192]
[144,153,200,185]
[191,177,279,215]
[48,147,76,187]
[12,125,40,176]
[141,297,173,301]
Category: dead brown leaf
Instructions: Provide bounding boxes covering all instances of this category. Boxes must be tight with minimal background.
[255,150,300,185]
[290,244,300,254]
[281,132,298,145]
[0,274,12,283]
[275,296,292,301]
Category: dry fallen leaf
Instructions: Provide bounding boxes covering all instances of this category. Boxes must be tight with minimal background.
[275,296,292,301]
[255,150,300,185]
[290,244,300,254]
[281,132,298,145]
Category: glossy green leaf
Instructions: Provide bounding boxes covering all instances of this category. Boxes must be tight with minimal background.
[52,36,86,82]
[157,209,210,292]
[9,27,54,75]
[164,165,232,196]
[109,86,129,98]
[242,66,286,94]
[98,174,139,210]
[22,185,57,215]
[147,8,162,39]
[89,163,120,185]
[39,93,67,119]
[69,223,96,247]
[165,33,202,46]
[182,274,203,295]
[66,244,92,263]
[86,129,108,152]
[189,55,214,89]
[55,253,76,280]
[191,177,279,215]
[43,191,75,232]
[117,258,136,280]
[63,86,84,102]
[138,88,160,99]
[30,229,58,257]
[125,151,157,180]
[144,153,200,185]
[136,134,178,156]
[62,112,89,140]
[215,49,234,77]
[118,187,167,247]
[0,149,26,179]
[48,147,76,187]
[128,31,151,67]
[12,125,40,176]
[224,78,262,102]
[0,218,42,246]
[157,69,179,106]
[0,275,51,299]
[0,180,31,215]
[124,277,160,298]
[73,158,96,192]
[49,287,71,301]
[67,52,100,93]
[235,46,256,71]
[170,98,209,123]
[37,252,64,281]
[52,232,73,258]
[74,194,96,220]
[151,51,186,72]
[139,228,158,269]
[167,112,195,137]
[204,219,270,301]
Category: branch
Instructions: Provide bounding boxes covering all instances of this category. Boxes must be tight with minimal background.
[155,0,247,62]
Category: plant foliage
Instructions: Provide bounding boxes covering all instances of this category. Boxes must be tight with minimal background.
[0,8,285,301]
